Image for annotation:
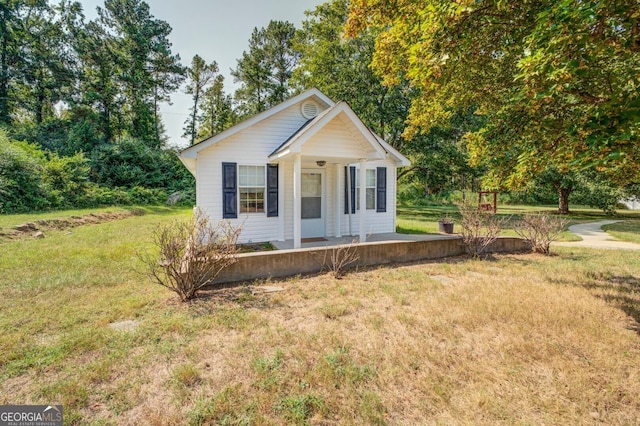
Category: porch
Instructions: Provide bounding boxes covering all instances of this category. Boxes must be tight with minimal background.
[270,232,460,250]
[213,235,530,285]
[268,101,410,249]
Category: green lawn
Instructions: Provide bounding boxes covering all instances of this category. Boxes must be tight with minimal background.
[603,220,640,244]
[1,205,640,424]
[396,203,640,242]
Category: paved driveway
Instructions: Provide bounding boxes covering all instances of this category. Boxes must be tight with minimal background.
[554,220,640,250]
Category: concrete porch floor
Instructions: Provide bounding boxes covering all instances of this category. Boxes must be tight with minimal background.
[216,234,529,284]
[271,232,460,250]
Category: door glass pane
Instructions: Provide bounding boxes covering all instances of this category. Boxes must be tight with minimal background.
[302,173,321,197]
[302,172,321,219]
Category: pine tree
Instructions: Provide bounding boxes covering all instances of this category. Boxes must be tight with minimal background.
[182,55,218,145]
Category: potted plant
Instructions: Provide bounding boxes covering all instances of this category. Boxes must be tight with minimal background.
[438,215,454,234]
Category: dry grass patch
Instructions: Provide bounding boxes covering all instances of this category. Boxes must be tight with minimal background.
[1,207,640,424]
[138,252,640,425]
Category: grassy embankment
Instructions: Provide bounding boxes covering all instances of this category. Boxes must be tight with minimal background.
[1,205,639,424]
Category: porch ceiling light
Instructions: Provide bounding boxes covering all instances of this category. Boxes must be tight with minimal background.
[316,160,326,167]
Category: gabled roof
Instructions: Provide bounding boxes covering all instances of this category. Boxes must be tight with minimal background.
[178,88,410,175]
[180,88,333,159]
[269,101,410,166]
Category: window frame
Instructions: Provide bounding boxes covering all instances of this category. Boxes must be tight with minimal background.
[238,164,266,214]
[356,168,376,211]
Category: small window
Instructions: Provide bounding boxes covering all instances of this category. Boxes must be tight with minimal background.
[239,165,265,213]
[356,169,376,210]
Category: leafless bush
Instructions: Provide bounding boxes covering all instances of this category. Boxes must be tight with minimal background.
[320,239,360,279]
[139,208,241,301]
[458,202,508,258]
[514,213,568,255]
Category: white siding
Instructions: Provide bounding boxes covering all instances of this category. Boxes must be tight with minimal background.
[194,99,403,243]
[302,115,371,159]
[196,103,314,243]
[338,160,398,237]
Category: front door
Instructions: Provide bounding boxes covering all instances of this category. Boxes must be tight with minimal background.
[301,169,325,238]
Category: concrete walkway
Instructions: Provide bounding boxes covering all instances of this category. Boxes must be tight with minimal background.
[271,232,460,250]
[554,220,640,250]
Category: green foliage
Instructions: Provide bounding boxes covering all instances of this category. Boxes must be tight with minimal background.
[183,55,219,145]
[196,75,237,141]
[295,0,481,193]
[347,0,640,187]
[89,137,184,190]
[78,185,167,207]
[0,131,184,213]
[570,173,625,214]
[42,152,91,208]
[293,0,408,148]
[98,0,185,146]
[232,20,298,117]
[0,134,48,213]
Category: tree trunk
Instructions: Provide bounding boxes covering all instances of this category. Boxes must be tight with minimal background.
[190,90,199,145]
[558,187,571,214]
[0,7,10,125]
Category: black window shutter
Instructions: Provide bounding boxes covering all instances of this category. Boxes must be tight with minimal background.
[266,163,278,217]
[344,166,356,214]
[222,162,237,218]
[376,167,387,213]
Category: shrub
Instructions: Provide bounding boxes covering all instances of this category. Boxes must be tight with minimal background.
[319,239,360,279]
[0,133,49,213]
[515,214,568,255]
[457,202,507,258]
[140,208,241,301]
[89,138,163,188]
[42,152,91,208]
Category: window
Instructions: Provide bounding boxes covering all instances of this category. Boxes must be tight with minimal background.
[239,165,265,213]
[356,169,376,210]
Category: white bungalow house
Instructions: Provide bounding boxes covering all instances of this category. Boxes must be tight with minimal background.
[178,88,410,249]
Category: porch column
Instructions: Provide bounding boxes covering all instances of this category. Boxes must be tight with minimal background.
[359,159,367,243]
[293,154,302,249]
[335,164,342,238]
[277,163,285,241]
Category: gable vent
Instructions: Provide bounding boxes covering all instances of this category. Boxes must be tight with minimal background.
[301,101,319,119]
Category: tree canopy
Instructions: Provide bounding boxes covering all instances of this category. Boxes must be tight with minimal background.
[346,0,640,188]
[2,0,635,214]
[231,20,298,118]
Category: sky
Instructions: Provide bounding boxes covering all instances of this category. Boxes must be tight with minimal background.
[78,0,325,148]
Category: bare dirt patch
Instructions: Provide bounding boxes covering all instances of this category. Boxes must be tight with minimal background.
[0,210,145,241]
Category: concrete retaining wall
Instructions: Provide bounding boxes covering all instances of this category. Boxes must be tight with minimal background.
[213,236,530,284]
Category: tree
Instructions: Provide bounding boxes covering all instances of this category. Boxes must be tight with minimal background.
[232,20,298,117]
[294,0,408,147]
[183,55,218,145]
[149,39,185,144]
[67,13,121,143]
[295,0,481,196]
[0,0,23,125]
[347,0,640,196]
[17,2,74,125]
[263,20,299,106]
[196,74,237,140]
[404,111,484,196]
[98,0,184,147]
[0,0,56,126]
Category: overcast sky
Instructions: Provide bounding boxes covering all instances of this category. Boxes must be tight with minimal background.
[78,0,325,147]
